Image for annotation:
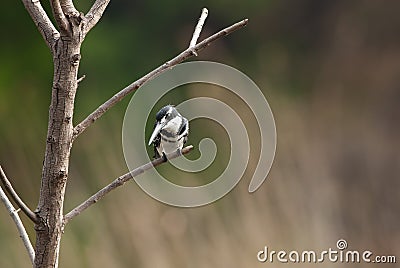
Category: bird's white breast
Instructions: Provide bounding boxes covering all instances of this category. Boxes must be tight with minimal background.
[157,138,185,156]
[163,116,182,134]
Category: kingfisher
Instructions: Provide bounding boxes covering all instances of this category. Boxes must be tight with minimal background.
[148,105,189,159]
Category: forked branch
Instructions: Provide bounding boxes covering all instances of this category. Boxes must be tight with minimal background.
[63,145,194,225]
[73,17,249,140]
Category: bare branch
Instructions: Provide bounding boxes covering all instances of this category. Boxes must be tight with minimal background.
[0,185,35,264]
[189,7,209,54]
[63,145,194,225]
[59,0,79,17]
[49,0,70,33]
[21,0,60,51]
[84,0,111,35]
[0,166,38,223]
[73,18,249,140]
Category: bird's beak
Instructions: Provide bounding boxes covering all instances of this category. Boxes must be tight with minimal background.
[148,122,165,145]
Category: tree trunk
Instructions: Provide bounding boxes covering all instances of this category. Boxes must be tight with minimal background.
[34,35,81,268]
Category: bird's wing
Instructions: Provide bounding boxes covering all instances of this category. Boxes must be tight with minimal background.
[153,133,161,158]
[178,117,189,136]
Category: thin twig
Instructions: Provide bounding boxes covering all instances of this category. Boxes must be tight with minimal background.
[0,185,35,264]
[77,74,86,84]
[63,145,193,225]
[73,18,249,140]
[0,166,38,223]
[189,7,209,55]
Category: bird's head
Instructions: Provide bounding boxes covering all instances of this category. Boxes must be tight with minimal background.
[148,105,181,145]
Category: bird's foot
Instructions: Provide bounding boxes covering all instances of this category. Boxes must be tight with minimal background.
[162,152,168,162]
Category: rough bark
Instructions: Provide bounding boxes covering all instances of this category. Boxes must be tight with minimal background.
[34,34,82,268]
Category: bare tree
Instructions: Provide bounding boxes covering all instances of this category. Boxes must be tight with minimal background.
[1,1,247,267]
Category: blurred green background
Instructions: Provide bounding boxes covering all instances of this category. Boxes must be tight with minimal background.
[1,0,399,267]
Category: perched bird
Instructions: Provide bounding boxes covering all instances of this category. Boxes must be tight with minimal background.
[148,105,189,159]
